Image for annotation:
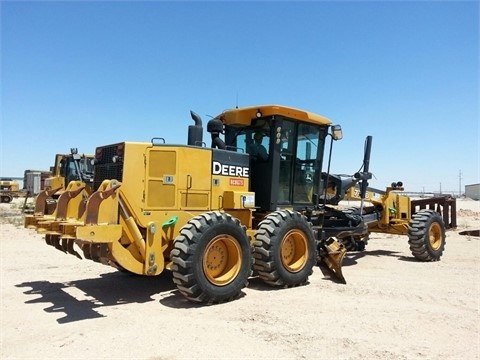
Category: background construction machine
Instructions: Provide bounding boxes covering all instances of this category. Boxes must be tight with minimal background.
[25,105,455,304]
[24,149,94,226]
[44,148,95,195]
[0,178,21,203]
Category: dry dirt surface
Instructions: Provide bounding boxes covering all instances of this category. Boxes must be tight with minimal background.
[1,198,479,360]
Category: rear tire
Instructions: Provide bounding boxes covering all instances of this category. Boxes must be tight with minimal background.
[408,209,446,261]
[253,209,316,287]
[170,211,252,304]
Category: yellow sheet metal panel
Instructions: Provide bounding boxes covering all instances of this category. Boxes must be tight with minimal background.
[144,145,213,211]
[217,104,333,126]
[394,194,411,220]
[148,150,176,177]
[120,142,150,219]
[76,224,123,243]
[148,179,175,207]
[180,191,210,209]
[147,149,177,208]
[223,191,256,209]
[175,147,212,190]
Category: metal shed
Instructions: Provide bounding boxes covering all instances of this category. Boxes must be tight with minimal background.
[465,183,480,200]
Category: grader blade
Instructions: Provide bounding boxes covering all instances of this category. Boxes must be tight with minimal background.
[321,238,347,284]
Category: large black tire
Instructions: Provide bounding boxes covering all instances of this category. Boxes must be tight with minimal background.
[408,209,446,261]
[1,195,13,203]
[253,209,316,287]
[170,211,252,304]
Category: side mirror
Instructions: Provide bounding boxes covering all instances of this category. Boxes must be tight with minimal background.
[331,125,343,140]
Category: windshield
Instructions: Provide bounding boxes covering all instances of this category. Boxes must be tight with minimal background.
[224,117,329,208]
[79,157,94,174]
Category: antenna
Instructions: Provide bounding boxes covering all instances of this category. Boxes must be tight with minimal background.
[236,91,238,109]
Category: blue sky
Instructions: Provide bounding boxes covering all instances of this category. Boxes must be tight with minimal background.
[1,0,478,194]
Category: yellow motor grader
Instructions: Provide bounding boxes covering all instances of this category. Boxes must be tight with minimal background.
[25,105,455,304]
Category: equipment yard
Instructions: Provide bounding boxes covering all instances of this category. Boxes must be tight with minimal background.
[1,197,478,360]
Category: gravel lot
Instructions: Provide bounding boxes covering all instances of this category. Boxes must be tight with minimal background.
[1,198,479,360]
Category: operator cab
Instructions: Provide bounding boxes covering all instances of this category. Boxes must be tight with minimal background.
[219,105,340,213]
[58,150,95,188]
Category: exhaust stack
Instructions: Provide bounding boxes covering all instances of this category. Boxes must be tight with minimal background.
[188,111,203,146]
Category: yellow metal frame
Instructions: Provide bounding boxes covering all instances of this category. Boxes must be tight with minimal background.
[217,105,333,127]
[345,186,412,235]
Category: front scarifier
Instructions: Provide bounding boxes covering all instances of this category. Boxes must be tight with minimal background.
[253,209,317,287]
[170,211,252,304]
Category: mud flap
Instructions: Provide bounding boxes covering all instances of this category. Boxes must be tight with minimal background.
[320,238,347,284]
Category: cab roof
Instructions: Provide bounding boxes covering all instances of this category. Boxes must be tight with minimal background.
[216,104,333,126]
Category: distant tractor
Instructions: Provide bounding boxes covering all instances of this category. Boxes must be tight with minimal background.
[0,178,21,203]
[24,148,94,228]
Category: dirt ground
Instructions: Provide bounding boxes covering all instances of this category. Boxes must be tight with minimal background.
[1,197,479,360]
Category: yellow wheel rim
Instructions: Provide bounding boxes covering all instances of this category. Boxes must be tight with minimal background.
[428,222,443,250]
[281,229,309,273]
[203,235,242,286]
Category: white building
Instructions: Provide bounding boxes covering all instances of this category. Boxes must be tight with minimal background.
[465,183,480,200]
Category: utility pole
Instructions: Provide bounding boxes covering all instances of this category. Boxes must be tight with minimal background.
[459,170,462,197]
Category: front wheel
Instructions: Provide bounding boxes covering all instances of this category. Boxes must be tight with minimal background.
[1,195,12,203]
[170,211,252,304]
[408,209,446,261]
[253,209,316,287]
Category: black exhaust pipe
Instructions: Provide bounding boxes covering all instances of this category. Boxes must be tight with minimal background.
[188,111,203,146]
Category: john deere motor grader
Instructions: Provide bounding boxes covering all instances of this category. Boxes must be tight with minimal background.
[27,105,452,304]
[24,148,95,228]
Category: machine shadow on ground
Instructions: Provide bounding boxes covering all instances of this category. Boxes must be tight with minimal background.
[342,249,403,266]
[13,247,434,323]
[15,270,204,324]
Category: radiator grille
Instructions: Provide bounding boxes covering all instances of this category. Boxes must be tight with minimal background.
[93,144,124,190]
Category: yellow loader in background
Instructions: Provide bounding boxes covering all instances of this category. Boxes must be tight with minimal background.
[24,148,94,228]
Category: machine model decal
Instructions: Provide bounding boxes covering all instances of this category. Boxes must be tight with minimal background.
[229,178,245,186]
